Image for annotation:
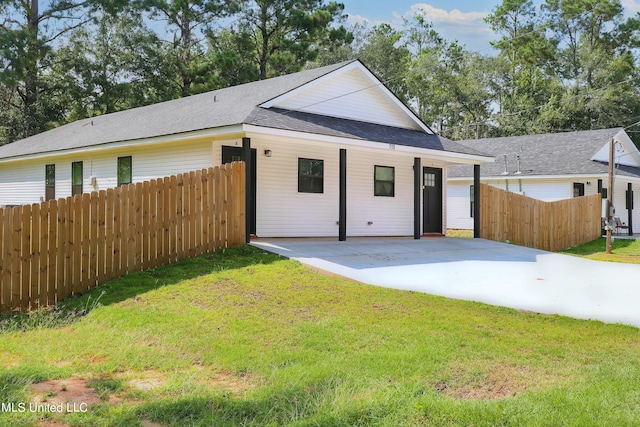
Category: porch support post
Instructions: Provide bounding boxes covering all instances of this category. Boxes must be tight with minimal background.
[242,137,252,244]
[339,149,347,241]
[414,157,421,239]
[628,182,634,236]
[474,164,481,238]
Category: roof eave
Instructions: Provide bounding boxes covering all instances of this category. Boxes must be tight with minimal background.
[242,124,495,163]
[0,125,244,164]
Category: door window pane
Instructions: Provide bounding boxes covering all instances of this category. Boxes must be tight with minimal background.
[424,173,436,187]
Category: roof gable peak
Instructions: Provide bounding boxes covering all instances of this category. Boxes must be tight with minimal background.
[260,60,432,133]
[590,129,640,167]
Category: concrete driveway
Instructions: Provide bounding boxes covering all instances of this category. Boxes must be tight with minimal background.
[252,237,640,328]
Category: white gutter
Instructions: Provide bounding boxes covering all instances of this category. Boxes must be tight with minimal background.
[242,124,495,164]
[0,125,244,164]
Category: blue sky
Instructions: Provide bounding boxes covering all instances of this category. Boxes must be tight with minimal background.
[340,0,640,52]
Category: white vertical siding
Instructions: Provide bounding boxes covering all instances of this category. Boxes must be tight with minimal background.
[0,162,45,206]
[446,177,615,231]
[270,68,420,130]
[345,149,415,236]
[0,139,213,206]
[447,181,474,230]
[611,180,640,232]
[215,137,447,237]
[224,137,340,237]
[520,179,572,201]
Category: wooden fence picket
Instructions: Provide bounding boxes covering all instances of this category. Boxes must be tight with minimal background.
[480,184,601,252]
[0,163,245,313]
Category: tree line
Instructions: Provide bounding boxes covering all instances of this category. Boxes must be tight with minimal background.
[1,0,640,146]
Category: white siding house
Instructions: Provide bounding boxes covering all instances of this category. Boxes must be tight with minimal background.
[447,128,640,234]
[0,60,493,239]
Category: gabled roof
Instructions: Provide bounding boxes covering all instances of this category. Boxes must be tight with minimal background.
[448,128,640,180]
[0,61,353,160]
[0,59,488,163]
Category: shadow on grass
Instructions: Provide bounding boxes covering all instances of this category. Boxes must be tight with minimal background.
[127,385,402,427]
[0,245,282,333]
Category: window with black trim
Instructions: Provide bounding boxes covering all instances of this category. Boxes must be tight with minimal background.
[71,161,83,196]
[573,182,585,197]
[298,158,324,193]
[118,156,132,186]
[374,165,395,197]
[45,164,55,201]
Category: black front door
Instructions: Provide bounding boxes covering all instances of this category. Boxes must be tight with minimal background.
[222,146,256,235]
[423,167,443,234]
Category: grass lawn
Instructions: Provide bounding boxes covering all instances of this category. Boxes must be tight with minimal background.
[0,245,639,426]
[561,237,640,264]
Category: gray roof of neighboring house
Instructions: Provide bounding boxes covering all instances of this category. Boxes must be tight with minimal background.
[448,128,640,179]
[0,59,488,161]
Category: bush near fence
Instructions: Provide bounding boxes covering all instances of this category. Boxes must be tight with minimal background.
[479,183,601,252]
[0,162,246,313]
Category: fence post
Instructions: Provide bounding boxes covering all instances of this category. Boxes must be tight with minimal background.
[1,165,250,313]
[1,209,10,311]
[30,203,40,309]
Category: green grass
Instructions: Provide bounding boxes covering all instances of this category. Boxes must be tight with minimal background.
[0,245,639,426]
[561,237,640,263]
[446,229,473,238]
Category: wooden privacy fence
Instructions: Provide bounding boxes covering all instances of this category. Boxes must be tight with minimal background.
[0,162,245,313]
[480,184,601,252]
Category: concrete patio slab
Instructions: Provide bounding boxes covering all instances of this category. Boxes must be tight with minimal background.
[252,238,640,328]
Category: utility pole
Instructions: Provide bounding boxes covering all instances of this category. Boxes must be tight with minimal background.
[606,136,614,254]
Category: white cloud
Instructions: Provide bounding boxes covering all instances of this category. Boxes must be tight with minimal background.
[400,3,496,52]
[621,0,640,14]
[403,4,489,25]
[344,3,497,53]
[346,14,370,26]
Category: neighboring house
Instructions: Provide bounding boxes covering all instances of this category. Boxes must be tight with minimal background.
[447,128,640,233]
[0,60,493,239]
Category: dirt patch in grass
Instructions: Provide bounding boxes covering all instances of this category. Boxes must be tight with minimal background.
[191,367,256,396]
[112,369,167,392]
[30,377,108,407]
[37,420,73,427]
[434,362,571,400]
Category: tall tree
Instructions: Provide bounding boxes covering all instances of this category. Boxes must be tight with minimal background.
[408,41,493,139]
[230,0,352,79]
[142,0,242,97]
[54,8,174,119]
[0,0,125,142]
[542,0,640,130]
[356,23,410,102]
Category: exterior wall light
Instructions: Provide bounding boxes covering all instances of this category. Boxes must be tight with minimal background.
[264,149,272,157]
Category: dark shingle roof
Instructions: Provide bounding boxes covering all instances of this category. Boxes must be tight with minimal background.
[0,61,356,160]
[246,108,488,156]
[448,128,640,179]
